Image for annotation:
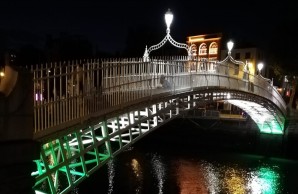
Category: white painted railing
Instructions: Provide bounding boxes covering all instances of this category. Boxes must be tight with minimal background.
[32,57,286,139]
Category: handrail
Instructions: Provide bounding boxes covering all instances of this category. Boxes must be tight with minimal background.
[32,57,287,139]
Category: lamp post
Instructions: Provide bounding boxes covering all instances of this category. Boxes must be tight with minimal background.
[257,62,264,75]
[143,9,192,62]
[218,41,246,79]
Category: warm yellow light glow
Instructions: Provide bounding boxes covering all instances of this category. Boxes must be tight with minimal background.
[131,158,143,193]
[131,158,142,178]
[188,37,204,42]
[188,37,221,43]
[209,42,218,55]
[0,71,4,77]
[223,168,246,194]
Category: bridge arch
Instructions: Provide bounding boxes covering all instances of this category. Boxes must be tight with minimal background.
[32,87,285,193]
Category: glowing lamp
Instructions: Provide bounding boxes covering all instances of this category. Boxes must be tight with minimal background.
[257,63,263,71]
[257,62,264,72]
[0,71,4,77]
[165,9,173,32]
[227,93,231,99]
[227,41,234,54]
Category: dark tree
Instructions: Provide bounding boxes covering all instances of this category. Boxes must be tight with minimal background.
[16,45,45,66]
[45,33,93,62]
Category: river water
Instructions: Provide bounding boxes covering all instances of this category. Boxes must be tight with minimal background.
[76,119,298,194]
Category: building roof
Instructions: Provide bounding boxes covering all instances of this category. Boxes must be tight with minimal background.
[187,33,222,44]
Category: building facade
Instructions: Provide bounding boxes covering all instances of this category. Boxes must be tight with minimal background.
[187,33,265,77]
[187,33,267,113]
[187,33,222,61]
[220,47,264,76]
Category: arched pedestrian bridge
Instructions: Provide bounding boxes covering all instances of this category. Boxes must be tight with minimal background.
[31,56,286,193]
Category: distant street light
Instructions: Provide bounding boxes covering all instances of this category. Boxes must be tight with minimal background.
[0,71,4,77]
[257,62,264,75]
[0,67,5,84]
[143,9,193,62]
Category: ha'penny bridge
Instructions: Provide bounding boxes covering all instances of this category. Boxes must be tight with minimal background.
[7,10,288,194]
[31,54,287,193]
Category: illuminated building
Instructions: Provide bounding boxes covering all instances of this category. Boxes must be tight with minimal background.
[187,33,222,60]
[219,45,266,114]
[220,47,264,76]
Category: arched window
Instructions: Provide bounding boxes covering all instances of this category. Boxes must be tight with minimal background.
[209,42,218,55]
[199,43,207,56]
[190,44,197,56]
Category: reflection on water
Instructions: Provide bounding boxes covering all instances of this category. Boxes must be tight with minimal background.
[175,160,208,194]
[247,167,281,194]
[222,166,246,194]
[107,160,115,194]
[151,154,166,194]
[202,162,220,194]
[131,158,143,194]
[78,147,293,194]
[173,159,282,194]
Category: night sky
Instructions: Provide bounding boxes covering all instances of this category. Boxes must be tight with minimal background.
[0,0,297,68]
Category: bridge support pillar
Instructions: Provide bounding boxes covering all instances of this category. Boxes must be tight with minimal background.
[0,65,40,194]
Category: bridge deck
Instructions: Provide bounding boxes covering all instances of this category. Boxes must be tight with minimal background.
[32,57,286,139]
